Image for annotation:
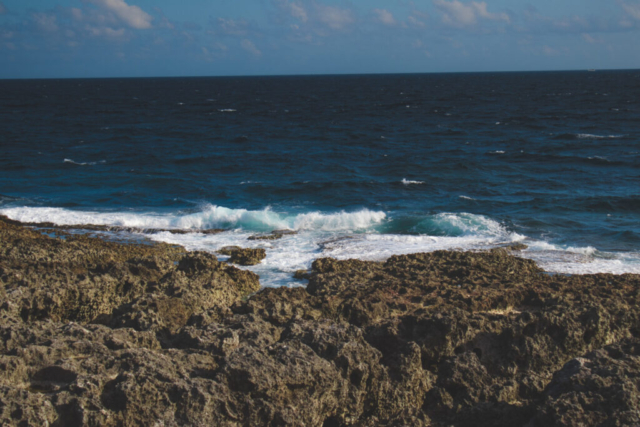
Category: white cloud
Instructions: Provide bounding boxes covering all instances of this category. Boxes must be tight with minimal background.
[87,26,126,38]
[241,39,262,57]
[70,8,83,21]
[373,9,396,26]
[621,2,640,20]
[433,0,509,27]
[33,13,59,32]
[84,0,152,29]
[217,18,249,36]
[315,4,354,30]
[581,33,605,44]
[407,15,426,28]
[276,0,308,22]
[289,3,308,22]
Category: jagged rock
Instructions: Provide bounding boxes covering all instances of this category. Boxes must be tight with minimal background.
[507,243,529,251]
[2,216,640,426]
[294,269,311,280]
[531,338,640,426]
[228,248,266,266]
[217,246,242,256]
[248,229,297,241]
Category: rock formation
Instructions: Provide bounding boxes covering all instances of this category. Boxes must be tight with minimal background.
[1,215,639,426]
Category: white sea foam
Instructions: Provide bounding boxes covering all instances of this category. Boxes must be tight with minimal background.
[64,159,105,166]
[218,109,236,112]
[577,134,625,139]
[3,205,640,286]
[401,178,425,185]
[459,196,475,200]
[0,205,386,233]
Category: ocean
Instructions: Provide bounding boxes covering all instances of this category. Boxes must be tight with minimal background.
[1,71,639,286]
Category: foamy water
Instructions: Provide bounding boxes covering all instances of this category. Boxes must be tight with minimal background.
[3,205,639,287]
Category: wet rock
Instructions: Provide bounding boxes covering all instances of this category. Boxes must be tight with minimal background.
[248,229,298,241]
[294,269,311,280]
[507,243,529,251]
[216,246,242,256]
[228,248,266,266]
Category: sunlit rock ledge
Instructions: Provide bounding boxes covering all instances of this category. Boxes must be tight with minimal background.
[1,215,639,426]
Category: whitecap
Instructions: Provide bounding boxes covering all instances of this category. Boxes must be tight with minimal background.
[0,205,387,233]
[6,205,640,285]
[401,178,425,185]
[577,134,625,139]
[64,159,103,166]
[219,109,236,112]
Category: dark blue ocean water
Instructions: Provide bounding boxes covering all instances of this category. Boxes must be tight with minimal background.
[1,71,639,284]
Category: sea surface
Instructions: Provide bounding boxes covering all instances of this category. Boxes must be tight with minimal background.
[1,71,639,286]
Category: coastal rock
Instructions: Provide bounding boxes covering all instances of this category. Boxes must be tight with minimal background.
[532,338,640,426]
[248,229,298,241]
[507,242,529,251]
[293,269,311,280]
[228,248,267,266]
[2,216,640,426]
[0,217,260,332]
[217,246,242,256]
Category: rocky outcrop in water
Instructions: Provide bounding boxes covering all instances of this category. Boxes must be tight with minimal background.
[248,230,297,241]
[1,215,639,426]
[228,248,267,266]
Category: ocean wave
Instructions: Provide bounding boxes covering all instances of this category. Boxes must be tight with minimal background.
[521,242,640,275]
[553,133,626,141]
[4,204,640,284]
[577,133,626,139]
[0,205,387,233]
[64,159,106,166]
[413,212,521,239]
[401,178,425,185]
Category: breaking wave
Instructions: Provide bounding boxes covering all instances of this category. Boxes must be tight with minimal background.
[0,205,387,233]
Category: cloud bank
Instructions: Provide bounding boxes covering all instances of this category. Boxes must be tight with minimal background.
[84,0,153,29]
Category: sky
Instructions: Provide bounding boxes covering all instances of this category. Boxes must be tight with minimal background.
[0,0,639,78]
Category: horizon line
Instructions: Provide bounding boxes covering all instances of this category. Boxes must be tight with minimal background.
[1,67,638,81]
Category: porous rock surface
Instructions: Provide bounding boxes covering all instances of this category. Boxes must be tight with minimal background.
[228,248,267,266]
[1,215,640,426]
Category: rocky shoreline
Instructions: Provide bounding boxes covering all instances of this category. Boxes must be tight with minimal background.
[1,215,639,426]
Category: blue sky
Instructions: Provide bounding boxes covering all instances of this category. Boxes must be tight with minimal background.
[0,0,639,78]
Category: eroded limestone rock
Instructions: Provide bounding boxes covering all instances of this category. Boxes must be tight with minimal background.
[1,216,640,426]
